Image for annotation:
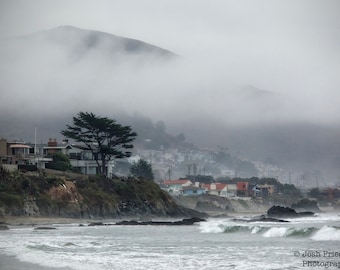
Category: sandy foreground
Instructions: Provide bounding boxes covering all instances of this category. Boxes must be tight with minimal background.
[0,254,73,270]
[0,217,79,270]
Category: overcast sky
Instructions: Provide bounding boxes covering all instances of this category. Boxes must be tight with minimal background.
[1,0,340,131]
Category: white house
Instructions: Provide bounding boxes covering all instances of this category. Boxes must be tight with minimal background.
[163,179,193,195]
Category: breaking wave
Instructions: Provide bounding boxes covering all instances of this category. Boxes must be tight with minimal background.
[310,225,340,241]
[199,219,340,241]
[262,227,316,238]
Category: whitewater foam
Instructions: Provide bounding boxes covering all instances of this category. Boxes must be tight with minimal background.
[262,227,288,238]
[311,225,340,241]
[1,214,340,270]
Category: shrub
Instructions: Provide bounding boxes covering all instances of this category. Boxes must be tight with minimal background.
[0,192,23,207]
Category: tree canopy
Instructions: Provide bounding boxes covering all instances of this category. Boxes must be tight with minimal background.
[61,112,137,176]
[130,159,154,180]
[46,152,72,171]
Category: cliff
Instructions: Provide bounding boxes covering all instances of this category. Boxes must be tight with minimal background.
[173,194,271,216]
[0,168,205,219]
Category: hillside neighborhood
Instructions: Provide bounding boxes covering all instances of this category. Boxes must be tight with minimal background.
[0,137,317,183]
[1,136,339,208]
[0,137,283,180]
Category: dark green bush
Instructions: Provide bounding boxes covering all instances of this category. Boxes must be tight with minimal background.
[0,192,23,207]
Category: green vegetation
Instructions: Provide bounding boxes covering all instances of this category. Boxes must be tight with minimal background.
[130,159,154,180]
[0,166,66,215]
[61,111,137,175]
[46,152,72,171]
[0,164,184,218]
[75,175,168,207]
[0,193,23,208]
[0,167,63,197]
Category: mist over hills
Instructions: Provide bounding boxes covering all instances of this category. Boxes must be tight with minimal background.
[0,26,339,184]
[18,25,175,60]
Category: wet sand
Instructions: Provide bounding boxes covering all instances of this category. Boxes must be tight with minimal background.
[0,216,87,226]
[0,254,72,270]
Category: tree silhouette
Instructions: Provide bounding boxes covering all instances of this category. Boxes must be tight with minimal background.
[61,112,137,176]
[130,159,154,180]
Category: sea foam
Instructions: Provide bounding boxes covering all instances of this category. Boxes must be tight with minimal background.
[262,227,288,238]
[311,225,340,241]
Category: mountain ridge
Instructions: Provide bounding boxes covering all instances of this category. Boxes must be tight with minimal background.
[21,25,176,58]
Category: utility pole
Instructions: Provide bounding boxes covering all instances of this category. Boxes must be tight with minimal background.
[193,163,197,182]
[34,127,37,158]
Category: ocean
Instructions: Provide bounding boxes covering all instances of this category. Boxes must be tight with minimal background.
[0,213,339,270]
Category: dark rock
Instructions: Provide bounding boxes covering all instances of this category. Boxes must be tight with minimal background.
[115,217,206,226]
[267,206,297,218]
[115,220,140,225]
[34,227,57,230]
[291,198,321,213]
[297,211,315,217]
[87,222,115,226]
[174,217,206,225]
[0,225,9,230]
[267,205,314,218]
[88,222,104,226]
[247,215,289,223]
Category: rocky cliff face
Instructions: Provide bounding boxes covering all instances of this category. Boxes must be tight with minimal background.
[37,179,84,218]
[0,170,204,219]
[173,194,270,216]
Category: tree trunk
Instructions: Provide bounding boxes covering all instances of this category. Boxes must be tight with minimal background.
[101,159,106,176]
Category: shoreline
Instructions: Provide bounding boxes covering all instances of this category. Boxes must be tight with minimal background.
[0,254,72,270]
[1,208,338,227]
[0,213,255,226]
[0,216,92,226]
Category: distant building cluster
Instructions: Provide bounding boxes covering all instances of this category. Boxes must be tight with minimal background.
[1,136,335,190]
[160,179,276,199]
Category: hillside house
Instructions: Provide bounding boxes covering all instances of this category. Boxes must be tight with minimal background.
[0,138,32,165]
[163,179,193,195]
[67,144,116,176]
[0,138,53,169]
[203,183,236,197]
[43,138,72,156]
[257,184,276,195]
[236,182,250,197]
[248,184,276,198]
[226,184,237,197]
[182,185,206,196]
[0,137,118,175]
[203,183,226,196]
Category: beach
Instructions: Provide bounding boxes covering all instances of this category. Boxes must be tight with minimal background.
[0,216,88,227]
[0,217,76,270]
[0,254,72,270]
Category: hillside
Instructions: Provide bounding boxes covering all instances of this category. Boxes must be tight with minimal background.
[1,25,339,185]
[17,25,176,59]
[0,167,204,219]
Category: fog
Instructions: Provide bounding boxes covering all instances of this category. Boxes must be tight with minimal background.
[0,0,340,182]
